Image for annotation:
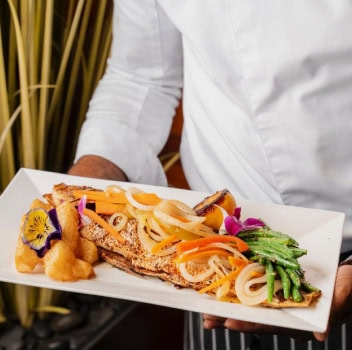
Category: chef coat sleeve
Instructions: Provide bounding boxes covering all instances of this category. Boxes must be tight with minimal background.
[74,0,183,186]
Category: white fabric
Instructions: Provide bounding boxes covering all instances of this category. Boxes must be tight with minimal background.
[74,0,352,245]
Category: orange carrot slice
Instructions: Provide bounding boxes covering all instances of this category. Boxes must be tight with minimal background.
[132,192,162,206]
[228,256,248,268]
[176,235,248,255]
[250,270,264,278]
[151,234,179,254]
[82,208,124,242]
[95,201,128,215]
[198,262,247,294]
[73,190,128,204]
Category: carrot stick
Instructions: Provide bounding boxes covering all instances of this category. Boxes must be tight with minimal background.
[82,208,125,242]
[95,201,128,215]
[198,262,246,294]
[133,192,162,206]
[151,234,179,254]
[250,270,264,278]
[73,190,128,204]
[228,256,248,268]
[176,235,248,254]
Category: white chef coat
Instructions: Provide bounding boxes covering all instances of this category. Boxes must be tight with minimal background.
[74,0,352,247]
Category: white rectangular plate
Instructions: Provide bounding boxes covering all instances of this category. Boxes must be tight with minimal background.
[0,168,345,332]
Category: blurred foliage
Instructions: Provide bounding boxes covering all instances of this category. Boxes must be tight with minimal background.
[0,0,113,192]
[0,0,113,327]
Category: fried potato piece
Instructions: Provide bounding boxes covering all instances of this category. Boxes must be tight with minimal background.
[15,235,43,273]
[15,198,97,281]
[44,241,95,281]
[76,237,99,264]
[56,201,80,252]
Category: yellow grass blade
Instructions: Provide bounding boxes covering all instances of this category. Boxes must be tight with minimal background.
[0,24,16,189]
[7,0,35,168]
[54,0,94,171]
[46,0,86,125]
[36,288,64,319]
[1,0,114,329]
[0,85,55,167]
[14,284,38,328]
[38,0,54,168]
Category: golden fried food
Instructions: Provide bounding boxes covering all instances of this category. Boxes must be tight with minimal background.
[55,201,80,252]
[76,237,99,264]
[44,241,95,281]
[15,236,43,273]
[16,198,96,281]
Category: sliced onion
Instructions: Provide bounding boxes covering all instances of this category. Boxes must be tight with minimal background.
[126,187,157,211]
[126,202,138,219]
[155,200,204,223]
[105,184,125,194]
[153,200,214,237]
[216,279,231,299]
[147,215,169,239]
[244,275,268,296]
[208,255,229,277]
[108,213,128,232]
[145,223,163,242]
[215,205,230,235]
[178,262,215,283]
[235,263,282,305]
[153,244,177,257]
[207,242,249,261]
[137,222,157,253]
[137,220,176,256]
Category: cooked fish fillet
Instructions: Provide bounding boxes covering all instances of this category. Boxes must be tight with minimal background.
[45,183,97,206]
[49,183,216,290]
[48,183,321,306]
[99,248,191,288]
[80,218,219,290]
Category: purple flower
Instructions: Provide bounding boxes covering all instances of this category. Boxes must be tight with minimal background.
[78,196,91,227]
[224,207,265,236]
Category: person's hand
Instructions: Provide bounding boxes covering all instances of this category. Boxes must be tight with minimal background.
[203,264,352,342]
[68,155,127,182]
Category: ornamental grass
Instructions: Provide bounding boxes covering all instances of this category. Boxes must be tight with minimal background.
[0,0,113,327]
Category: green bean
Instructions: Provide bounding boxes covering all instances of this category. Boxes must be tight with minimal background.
[247,247,300,269]
[242,237,291,246]
[286,268,301,288]
[265,260,276,303]
[291,248,307,258]
[275,265,291,299]
[238,228,299,246]
[247,241,295,259]
[291,285,303,303]
[295,269,304,278]
[246,242,300,266]
[301,281,320,293]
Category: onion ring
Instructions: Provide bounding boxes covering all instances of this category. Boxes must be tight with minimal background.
[126,187,157,211]
[108,212,128,232]
[178,262,215,282]
[235,263,282,305]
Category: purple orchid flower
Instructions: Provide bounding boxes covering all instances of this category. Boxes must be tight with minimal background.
[224,207,265,236]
